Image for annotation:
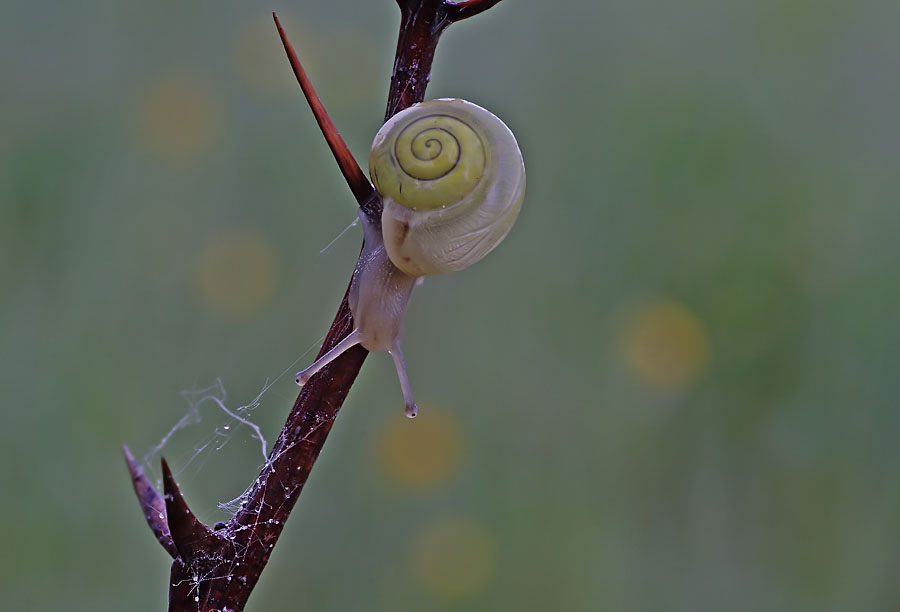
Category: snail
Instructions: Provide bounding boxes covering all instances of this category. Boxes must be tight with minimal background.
[295,98,525,417]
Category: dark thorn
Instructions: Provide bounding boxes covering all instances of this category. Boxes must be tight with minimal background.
[273,12,376,208]
[122,444,178,559]
[161,458,215,562]
[446,0,504,22]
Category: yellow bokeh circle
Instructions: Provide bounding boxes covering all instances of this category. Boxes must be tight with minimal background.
[134,71,224,165]
[621,298,710,390]
[376,408,462,490]
[194,230,279,319]
[411,516,496,600]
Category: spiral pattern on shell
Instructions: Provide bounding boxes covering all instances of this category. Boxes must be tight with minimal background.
[369,98,525,277]
[396,117,462,180]
[371,111,486,211]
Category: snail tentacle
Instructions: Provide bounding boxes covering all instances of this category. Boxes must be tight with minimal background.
[295,329,363,386]
[388,343,418,418]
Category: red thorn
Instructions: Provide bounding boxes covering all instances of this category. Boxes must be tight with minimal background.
[273,12,376,207]
[123,445,177,559]
[446,0,504,22]
[161,458,214,561]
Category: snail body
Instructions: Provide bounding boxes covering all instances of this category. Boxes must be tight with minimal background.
[296,99,525,417]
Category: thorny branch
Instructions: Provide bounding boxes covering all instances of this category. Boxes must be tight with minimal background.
[123,1,506,610]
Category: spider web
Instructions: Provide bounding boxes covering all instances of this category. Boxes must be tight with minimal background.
[139,335,326,516]
[140,216,359,519]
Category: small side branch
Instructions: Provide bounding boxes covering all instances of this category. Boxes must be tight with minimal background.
[446,0,504,22]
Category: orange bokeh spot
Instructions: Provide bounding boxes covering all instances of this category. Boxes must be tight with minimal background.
[621,298,710,390]
[134,72,224,165]
[376,408,462,491]
[194,230,279,319]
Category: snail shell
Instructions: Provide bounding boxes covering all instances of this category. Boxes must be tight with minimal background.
[369,98,526,277]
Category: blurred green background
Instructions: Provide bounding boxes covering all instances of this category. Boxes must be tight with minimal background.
[2,0,899,610]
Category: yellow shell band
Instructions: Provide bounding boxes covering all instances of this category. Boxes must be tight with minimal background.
[370,109,486,211]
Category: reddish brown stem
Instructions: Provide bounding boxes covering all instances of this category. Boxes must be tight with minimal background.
[386,0,503,118]
[126,1,507,610]
[386,0,451,120]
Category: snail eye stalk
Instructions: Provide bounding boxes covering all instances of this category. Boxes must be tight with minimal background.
[295,330,363,387]
[388,343,418,418]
